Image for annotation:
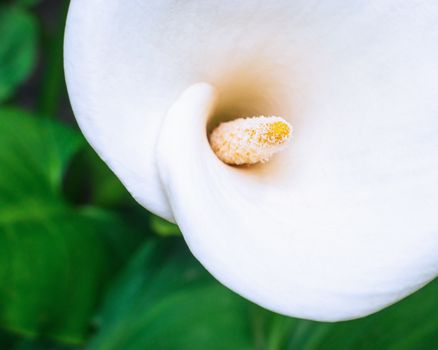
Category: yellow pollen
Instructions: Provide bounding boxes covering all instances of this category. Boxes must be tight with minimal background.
[209,116,292,165]
[265,122,291,144]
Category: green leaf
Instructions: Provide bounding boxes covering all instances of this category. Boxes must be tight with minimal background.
[0,109,81,206]
[0,109,143,344]
[150,215,181,237]
[87,239,254,350]
[0,209,127,343]
[0,5,38,103]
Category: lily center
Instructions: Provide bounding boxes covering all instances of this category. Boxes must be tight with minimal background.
[209,116,292,165]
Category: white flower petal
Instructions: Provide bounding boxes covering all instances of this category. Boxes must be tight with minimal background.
[65,0,438,320]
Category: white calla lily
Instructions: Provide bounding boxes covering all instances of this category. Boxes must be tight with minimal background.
[64,0,438,321]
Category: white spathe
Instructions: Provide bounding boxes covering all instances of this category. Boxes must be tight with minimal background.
[64,0,438,321]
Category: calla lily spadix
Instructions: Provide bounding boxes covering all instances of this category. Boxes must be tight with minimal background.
[64,0,438,321]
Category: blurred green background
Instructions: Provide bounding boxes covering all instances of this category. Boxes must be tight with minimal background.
[0,1,437,349]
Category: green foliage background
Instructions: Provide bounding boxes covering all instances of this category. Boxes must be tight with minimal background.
[0,1,437,349]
